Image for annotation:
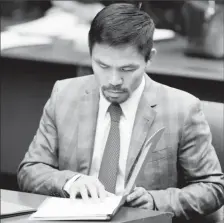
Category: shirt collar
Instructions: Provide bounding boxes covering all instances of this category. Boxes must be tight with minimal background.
[99,76,145,119]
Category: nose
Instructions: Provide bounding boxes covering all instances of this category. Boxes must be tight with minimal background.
[109,71,123,86]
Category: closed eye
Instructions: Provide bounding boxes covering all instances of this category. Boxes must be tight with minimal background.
[120,67,136,72]
[99,63,109,69]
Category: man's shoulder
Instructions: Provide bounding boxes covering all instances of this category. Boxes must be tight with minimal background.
[55,75,96,93]
[155,81,199,107]
[51,75,98,105]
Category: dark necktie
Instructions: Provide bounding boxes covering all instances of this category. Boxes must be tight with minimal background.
[98,103,122,193]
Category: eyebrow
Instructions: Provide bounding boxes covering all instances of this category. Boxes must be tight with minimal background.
[94,58,140,69]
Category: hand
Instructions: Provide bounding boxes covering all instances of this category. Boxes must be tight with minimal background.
[68,175,107,202]
[126,187,154,209]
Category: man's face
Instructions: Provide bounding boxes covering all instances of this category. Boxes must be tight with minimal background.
[91,43,148,104]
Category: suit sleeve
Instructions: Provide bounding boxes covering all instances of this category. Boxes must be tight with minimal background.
[149,98,224,220]
[17,81,77,197]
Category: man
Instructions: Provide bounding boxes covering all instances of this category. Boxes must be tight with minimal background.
[17,3,224,222]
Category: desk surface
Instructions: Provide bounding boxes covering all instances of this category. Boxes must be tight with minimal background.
[1,17,223,82]
[1,23,223,82]
[0,189,172,223]
[148,38,223,82]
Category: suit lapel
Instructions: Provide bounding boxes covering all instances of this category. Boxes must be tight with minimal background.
[77,80,100,175]
[125,75,159,183]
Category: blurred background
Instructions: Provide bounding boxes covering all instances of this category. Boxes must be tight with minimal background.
[1,1,224,191]
[0,0,187,32]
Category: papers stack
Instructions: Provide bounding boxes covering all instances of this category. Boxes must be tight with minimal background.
[30,196,123,221]
[6,8,80,38]
[0,31,52,51]
[1,8,89,51]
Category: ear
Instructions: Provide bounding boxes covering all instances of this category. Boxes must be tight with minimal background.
[146,48,157,67]
[149,48,157,60]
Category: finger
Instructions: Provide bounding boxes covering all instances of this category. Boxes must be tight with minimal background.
[126,187,144,202]
[70,187,79,200]
[128,194,147,207]
[138,203,150,209]
[79,185,89,202]
[86,183,99,202]
[96,183,107,201]
[96,181,107,201]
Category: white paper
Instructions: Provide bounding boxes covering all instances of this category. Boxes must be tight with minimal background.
[5,9,89,51]
[154,29,175,41]
[1,31,52,51]
[29,195,122,220]
[7,9,79,38]
[1,200,35,216]
[124,128,165,196]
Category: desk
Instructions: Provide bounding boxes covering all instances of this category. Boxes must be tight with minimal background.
[1,35,223,81]
[0,189,172,223]
[1,37,223,102]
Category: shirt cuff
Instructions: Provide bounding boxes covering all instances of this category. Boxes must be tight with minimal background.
[63,174,82,195]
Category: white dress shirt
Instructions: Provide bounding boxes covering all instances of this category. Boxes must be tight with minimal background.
[64,76,145,195]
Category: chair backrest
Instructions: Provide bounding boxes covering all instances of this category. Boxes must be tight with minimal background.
[201,101,224,171]
[201,101,223,223]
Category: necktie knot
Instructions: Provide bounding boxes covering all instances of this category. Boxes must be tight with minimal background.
[108,103,122,122]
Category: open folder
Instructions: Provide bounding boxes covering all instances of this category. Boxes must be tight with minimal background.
[29,127,165,221]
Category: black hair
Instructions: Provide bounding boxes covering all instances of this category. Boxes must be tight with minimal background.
[88,3,155,62]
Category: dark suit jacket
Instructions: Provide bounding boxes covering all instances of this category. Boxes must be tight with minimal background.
[17,75,224,222]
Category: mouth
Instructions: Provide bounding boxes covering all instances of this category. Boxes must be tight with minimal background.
[107,90,124,93]
[105,90,124,98]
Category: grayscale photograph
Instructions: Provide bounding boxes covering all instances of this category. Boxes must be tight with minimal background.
[1,1,224,223]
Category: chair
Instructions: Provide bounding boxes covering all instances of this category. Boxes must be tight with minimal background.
[202,101,224,171]
[201,101,224,222]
